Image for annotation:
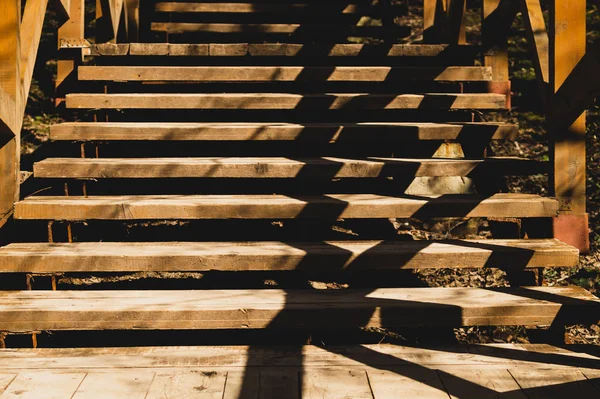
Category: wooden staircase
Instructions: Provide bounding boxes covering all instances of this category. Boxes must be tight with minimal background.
[0,1,599,394]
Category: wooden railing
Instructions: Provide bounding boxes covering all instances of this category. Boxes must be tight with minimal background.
[0,0,594,250]
[0,0,139,227]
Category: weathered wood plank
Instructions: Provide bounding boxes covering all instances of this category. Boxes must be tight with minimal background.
[19,0,49,101]
[71,371,155,399]
[0,374,17,395]
[14,193,559,220]
[368,368,448,399]
[1,372,86,398]
[78,66,492,82]
[65,93,508,110]
[33,157,544,179]
[509,368,600,398]
[146,371,226,399]
[302,369,372,399]
[440,369,527,399]
[0,344,598,370]
[0,239,579,273]
[0,287,596,332]
[222,370,259,399]
[88,43,478,57]
[549,0,588,251]
[155,2,381,14]
[49,122,519,142]
[0,0,20,136]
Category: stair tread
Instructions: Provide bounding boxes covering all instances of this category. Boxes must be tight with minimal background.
[155,2,395,14]
[90,43,479,57]
[33,156,545,178]
[50,122,519,141]
[0,287,597,331]
[0,239,579,272]
[65,93,508,110]
[78,66,492,82]
[14,193,559,220]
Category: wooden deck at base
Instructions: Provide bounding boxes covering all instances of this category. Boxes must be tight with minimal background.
[14,193,559,220]
[0,239,579,273]
[0,344,598,398]
[49,122,520,141]
[65,93,508,110]
[0,287,597,331]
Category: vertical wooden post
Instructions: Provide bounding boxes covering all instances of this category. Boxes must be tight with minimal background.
[0,0,21,223]
[482,0,517,109]
[56,0,84,105]
[424,0,466,44]
[549,0,589,252]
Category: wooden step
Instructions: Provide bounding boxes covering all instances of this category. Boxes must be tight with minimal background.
[78,66,492,82]
[33,157,545,179]
[14,194,558,220]
[50,122,519,142]
[0,239,578,273]
[65,93,508,110]
[0,287,597,331]
[155,2,396,14]
[150,22,409,38]
[90,43,479,57]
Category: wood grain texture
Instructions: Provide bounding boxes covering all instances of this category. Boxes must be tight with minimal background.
[0,287,596,332]
[78,66,492,82]
[0,344,598,370]
[0,372,86,399]
[49,122,519,142]
[145,371,226,399]
[33,156,544,179]
[65,93,508,110]
[302,369,372,399]
[0,239,579,273]
[89,43,477,57]
[14,193,559,220]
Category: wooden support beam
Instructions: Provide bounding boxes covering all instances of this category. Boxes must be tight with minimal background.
[124,0,140,42]
[56,0,84,103]
[424,0,466,44]
[549,0,588,252]
[520,0,550,104]
[0,0,21,221]
[20,0,49,100]
[96,0,126,43]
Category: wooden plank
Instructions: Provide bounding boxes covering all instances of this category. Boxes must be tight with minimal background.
[447,0,467,45]
[124,0,140,42]
[146,370,226,399]
[549,1,587,217]
[49,122,519,142]
[72,371,155,399]
[302,369,372,399]
[0,287,596,331]
[0,239,579,273]
[56,0,84,98]
[14,193,559,221]
[0,372,86,398]
[78,66,492,82]
[0,375,17,395]
[0,140,17,219]
[440,368,526,399]
[19,0,49,100]
[260,369,299,399]
[520,0,550,100]
[33,157,544,179]
[222,370,259,399]
[0,0,21,135]
[88,43,478,57]
[509,369,600,398]
[65,93,508,110]
[150,22,406,38]
[368,368,449,398]
[0,344,598,370]
[155,2,378,14]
